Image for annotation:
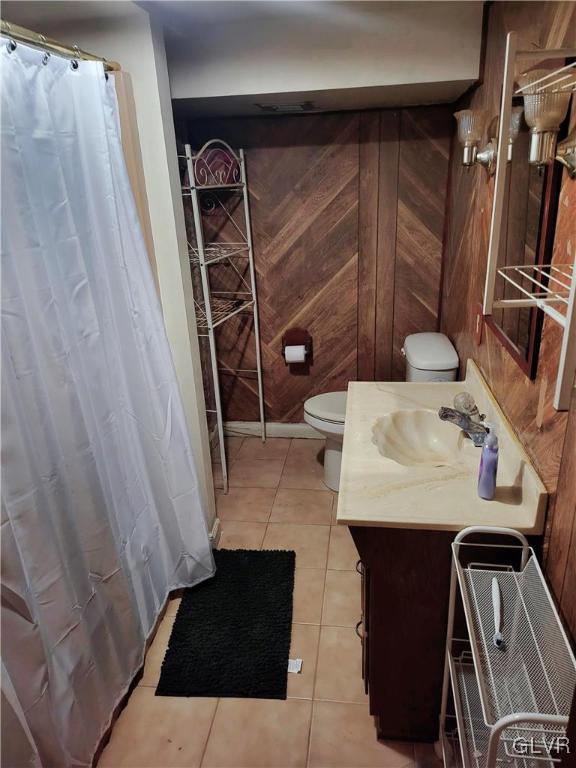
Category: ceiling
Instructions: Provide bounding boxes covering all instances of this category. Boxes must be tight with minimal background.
[154,1,484,117]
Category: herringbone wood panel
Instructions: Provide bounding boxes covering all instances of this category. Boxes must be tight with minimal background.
[184,107,451,422]
[392,108,451,379]
[190,114,360,422]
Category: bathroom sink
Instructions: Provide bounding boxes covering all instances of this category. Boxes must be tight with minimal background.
[336,362,548,533]
[372,409,474,468]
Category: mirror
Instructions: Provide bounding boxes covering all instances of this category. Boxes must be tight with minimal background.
[486,104,564,377]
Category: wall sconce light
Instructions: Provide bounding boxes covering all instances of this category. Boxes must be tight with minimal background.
[454,109,488,166]
[454,107,523,175]
[556,130,576,178]
[517,69,572,166]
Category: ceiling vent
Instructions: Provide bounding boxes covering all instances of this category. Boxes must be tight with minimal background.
[255,101,315,114]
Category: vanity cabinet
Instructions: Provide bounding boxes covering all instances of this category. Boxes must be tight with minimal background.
[351,526,460,742]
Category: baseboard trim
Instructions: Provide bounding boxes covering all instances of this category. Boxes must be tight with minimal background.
[224,421,323,439]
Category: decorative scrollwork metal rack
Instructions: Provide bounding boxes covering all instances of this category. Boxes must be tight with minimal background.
[180,139,266,493]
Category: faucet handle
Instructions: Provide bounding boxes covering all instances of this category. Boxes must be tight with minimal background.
[453,392,480,418]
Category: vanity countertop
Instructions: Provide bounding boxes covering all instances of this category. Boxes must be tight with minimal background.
[336,360,548,533]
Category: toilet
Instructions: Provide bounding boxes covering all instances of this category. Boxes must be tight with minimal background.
[304,333,458,492]
[303,391,347,491]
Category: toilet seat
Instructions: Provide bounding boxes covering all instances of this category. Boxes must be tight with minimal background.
[304,391,347,424]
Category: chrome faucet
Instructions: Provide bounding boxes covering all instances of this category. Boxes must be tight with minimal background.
[438,393,488,447]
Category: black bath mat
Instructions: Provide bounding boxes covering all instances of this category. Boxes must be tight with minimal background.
[156,549,295,699]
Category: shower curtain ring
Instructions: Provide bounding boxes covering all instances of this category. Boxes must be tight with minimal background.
[70,59,79,70]
[6,39,17,53]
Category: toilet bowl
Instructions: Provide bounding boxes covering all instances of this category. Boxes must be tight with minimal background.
[303,391,347,491]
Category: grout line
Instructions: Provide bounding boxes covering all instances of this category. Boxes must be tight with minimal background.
[306,560,328,767]
[309,696,368,706]
[262,438,291,547]
[198,698,221,768]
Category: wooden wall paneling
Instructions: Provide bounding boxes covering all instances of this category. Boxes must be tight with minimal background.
[375,111,400,381]
[188,114,360,422]
[392,107,451,380]
[545,384,576,639]
[357,111,380,381]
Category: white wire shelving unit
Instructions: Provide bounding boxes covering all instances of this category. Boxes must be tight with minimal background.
[180,139,266,493]
[439,526,576,768]
[483,33,576,411]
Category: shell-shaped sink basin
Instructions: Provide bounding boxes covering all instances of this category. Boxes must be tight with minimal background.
[372,409,468,467]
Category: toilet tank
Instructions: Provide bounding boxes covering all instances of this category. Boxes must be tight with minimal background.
[402,332,459,382]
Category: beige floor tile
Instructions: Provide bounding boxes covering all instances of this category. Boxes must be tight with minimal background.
[225,436,244,459]
[270,488,333,525]
[287,623,320,699]
[308,700,415,768]
[236,436,291,461]
[201,698,312,767]
[288,438,325,457]
[327,525,359,570]
[140,613,175,687]
[219,521,267,550]
[216,487,276,523]
[322,570,361,627]
[213,436,245,462]
[314,626,367,704]
[229,458,285,488]
[280,439,326,490]
[293,569,326,624]
[262,523,330,568]
[414,743,442,768]
[165,596,182,617]
[99,687,218,768]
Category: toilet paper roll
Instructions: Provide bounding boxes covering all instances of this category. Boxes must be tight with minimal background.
[284,344,307,363]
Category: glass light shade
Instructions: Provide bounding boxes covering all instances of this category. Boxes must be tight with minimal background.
[517,70,571,164]
[522,90,571,131]
[454,109,489,145]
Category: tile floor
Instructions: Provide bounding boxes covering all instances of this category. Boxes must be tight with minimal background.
[99,437,439,768]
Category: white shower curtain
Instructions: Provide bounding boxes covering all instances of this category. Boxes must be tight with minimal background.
[1,41,215,768]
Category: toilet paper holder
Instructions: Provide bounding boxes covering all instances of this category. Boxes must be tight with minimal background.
[282,328,313,371]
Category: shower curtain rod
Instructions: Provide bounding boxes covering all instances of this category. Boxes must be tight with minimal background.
[0,20,120,71]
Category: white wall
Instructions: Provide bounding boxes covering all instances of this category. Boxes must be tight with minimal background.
[3,0,216,526]
[164,1,483,103]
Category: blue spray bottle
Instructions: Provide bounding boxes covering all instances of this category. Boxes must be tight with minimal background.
[478,431,498,500]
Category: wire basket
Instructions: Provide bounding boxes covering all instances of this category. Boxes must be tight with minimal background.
[453,542,576,729]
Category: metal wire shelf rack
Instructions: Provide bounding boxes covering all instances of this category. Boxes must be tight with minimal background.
[194,297,255,330]
[449,643,559,768]
[439,527,576,768]
[455,545,576,727]
[494,264,574,328]
[189,242,250,266]
[180,139,266,492]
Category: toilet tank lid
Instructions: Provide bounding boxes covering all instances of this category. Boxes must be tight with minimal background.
[403,333,459,371]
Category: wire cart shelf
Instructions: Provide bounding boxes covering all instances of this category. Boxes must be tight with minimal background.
[179,139,266,492]
[439,527,576,768]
